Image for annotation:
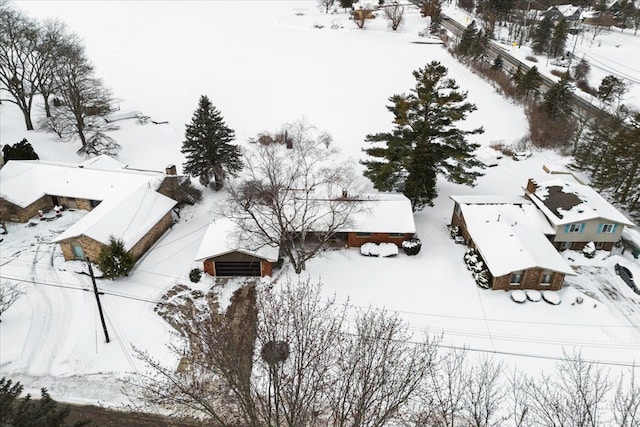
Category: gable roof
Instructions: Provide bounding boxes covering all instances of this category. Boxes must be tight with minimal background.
[452,196,575,277]
[526,178,634,227]
[0,157,166,208]
[195,218,280,262]
[52,185,176,250]
[339,193,416,234]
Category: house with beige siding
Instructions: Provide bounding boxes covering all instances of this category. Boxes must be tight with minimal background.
[450,195,575,291]
[525,178,634,251]
[0,156,179,263]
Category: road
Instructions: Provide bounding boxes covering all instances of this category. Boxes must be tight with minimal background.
[440,15,606,120]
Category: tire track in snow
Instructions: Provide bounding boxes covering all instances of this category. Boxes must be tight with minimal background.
[17,240,73,375]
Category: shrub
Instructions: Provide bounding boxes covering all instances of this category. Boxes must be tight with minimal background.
[525,55,538,62]
[550,69,569,79]
[97,237,135,279]
[1,138,39,162]
[189,268,202,283]
[402,237,422,256]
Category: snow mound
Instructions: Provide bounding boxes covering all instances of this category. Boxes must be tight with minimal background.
[542,291,561,305]
[511,290,527,303]
[360,242,398,257]
[526,289,541,302]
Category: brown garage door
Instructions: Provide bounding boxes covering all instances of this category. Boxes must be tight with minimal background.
[214,261,261,277]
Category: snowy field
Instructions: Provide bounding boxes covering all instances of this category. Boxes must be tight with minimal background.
[1,1,640,407]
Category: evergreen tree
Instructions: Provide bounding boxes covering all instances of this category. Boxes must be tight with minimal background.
[492,54,503,70]
[181,95,242,190]
[1,138,39,162]
[339,0,353,9]
[0,377,90,426]
[516,66,543,102]
[542,76,574,118]
[597,74,627,105]
[362,61,484,211]
[532,18,553,55]
[549,18,569,57]
[97,237,135,279]
[457,20,479,57]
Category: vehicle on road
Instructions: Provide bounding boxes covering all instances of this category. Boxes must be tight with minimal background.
[615,263,639,294]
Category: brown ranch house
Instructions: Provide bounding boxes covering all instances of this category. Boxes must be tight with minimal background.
[450,195,575,291]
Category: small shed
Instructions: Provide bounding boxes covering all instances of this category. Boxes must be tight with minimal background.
[195,219,279,277]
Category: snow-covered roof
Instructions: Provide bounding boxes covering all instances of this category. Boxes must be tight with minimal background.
[339,193,415,234]
[547,4,581,17]
[451,195,555,235]
[0,158,165,208]
[52,185,176,250]
[458,202,575,277]
[527,178,634,227]
[195,218,280,262]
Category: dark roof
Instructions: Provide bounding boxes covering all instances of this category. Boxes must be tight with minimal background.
[541,185,583,219]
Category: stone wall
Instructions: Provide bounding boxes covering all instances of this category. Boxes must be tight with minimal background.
[59,235,105,261]
[128,212,174,260]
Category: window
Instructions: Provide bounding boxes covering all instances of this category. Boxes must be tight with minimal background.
[510,271,523,285]
[71,243,85,260]
[561,241,572,250]
[595,241,605,249]
[66,197,78,209]
[541,271,553,284]
[567,223,584,233]
[355,232,372,238]
[388,233,405,237]
[598,223,616,233]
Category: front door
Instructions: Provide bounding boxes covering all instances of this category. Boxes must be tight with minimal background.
[71,243,85,260]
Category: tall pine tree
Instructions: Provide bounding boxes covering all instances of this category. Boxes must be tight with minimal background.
[362,61,484,211]
[181,95,243,190]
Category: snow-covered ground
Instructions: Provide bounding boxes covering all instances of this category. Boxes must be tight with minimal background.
[1,1,639,406]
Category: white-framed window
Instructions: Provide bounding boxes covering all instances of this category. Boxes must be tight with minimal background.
[510,271,523,285]
[355,232,372,237]
[561,241,572,250]
[598,223,616,233]
[71,243,85,260]
[567,223,583,233]
[388,233,405,237]
[595,241,605,249]
[541,271,553,284]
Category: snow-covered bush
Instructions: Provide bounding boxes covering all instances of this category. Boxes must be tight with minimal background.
[582,242,596,259]
[542,291,561,305]
[97,237,135,279]
[378,242,399,257]
[189,268,202,283]
[526,290,542,302]
[361,242,379,256]
[402,237,422,255]
[511,290,527,303]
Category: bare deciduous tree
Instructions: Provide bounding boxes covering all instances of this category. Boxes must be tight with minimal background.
[613,366,640,427]
[0,280,23,322]
[329,309,438,427]
[522,352,612,427]
[317,0,335,13]
[353,3,374,29]
[382,2,405,31]
[0,7,39,130]
[224,120,364,274]
[461,355,507,427]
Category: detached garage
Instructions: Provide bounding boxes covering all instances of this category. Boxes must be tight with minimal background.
[196,219,279,277]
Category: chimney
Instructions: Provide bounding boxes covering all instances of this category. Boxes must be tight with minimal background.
[526,178,538,194]
[165,164,177,175]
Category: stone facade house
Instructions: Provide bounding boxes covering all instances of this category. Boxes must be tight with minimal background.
[0,156,179,263]
[525,178,634,251]
[450,195,575,291]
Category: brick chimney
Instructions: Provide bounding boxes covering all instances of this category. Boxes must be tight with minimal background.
[526,178,538,194]
[165,164,177,175]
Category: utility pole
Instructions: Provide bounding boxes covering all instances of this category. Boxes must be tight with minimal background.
[86,257,110,343]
